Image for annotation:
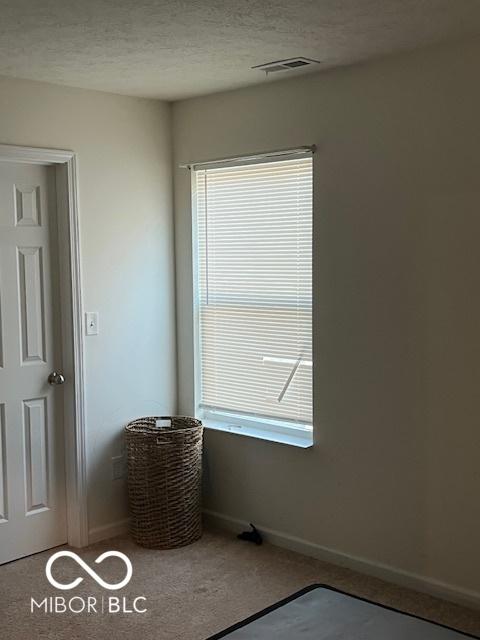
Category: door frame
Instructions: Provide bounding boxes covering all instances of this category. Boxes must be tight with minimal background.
[0,143,88,548]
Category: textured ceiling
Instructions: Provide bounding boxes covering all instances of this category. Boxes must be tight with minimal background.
[1,0,480,100]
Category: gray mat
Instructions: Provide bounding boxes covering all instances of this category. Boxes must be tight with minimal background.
[207,585,479,639]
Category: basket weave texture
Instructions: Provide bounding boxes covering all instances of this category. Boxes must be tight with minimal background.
[125,416,203,549]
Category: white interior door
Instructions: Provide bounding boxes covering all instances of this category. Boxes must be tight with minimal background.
[0,161,67,564]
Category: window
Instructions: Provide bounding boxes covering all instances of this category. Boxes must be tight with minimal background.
[193,152,313,447]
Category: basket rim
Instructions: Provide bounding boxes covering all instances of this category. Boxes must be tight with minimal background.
[125,415,203,434]
[126,415,201,422]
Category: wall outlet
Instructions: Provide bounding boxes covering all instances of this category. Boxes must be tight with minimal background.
[112,455,127,480]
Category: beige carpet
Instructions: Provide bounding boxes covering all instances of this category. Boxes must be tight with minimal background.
[1,526,479,639]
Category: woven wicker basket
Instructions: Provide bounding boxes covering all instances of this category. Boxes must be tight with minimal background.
[125,416,203,549]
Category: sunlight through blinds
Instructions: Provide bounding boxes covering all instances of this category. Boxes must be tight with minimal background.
[195,156,313,427]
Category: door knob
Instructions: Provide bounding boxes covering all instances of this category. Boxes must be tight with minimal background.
[48,371,65,386]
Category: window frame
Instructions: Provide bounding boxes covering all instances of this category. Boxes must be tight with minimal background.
[191,151,314,448]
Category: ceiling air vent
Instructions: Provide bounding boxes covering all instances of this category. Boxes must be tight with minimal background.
[252,57,320,74]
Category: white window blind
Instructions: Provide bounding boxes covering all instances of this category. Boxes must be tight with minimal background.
[194,155,312,430]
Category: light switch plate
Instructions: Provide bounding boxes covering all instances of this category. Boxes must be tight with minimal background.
[85,311,99,335]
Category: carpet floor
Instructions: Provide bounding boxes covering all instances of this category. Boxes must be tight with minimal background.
[1,526,479,639]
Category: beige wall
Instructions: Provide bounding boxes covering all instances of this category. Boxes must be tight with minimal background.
[173,39,480,599]
[0,75,176,534]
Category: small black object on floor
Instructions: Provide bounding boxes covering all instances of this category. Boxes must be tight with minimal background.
[237,523,263,545]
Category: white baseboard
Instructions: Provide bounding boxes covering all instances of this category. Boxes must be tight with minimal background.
[88,518,130,545]
[203,509,480,611]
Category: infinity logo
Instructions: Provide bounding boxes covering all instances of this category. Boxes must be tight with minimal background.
[46,551,133,591]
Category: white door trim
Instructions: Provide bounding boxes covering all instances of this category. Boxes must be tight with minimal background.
[0,143,88,548]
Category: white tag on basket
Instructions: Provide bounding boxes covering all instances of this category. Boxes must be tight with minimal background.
[156,418,171,428]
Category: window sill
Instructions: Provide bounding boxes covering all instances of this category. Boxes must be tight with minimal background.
[202,419,313,449]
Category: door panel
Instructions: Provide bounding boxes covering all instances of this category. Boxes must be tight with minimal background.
[18,246,46,363]
[0,162,67,564]
[23,396,49,513]
[15,185,41,227]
